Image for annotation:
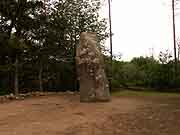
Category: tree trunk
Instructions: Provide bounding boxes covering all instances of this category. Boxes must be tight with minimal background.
[39,62,43,92]
[178,45,180,61]
[172,0,177,79]
[108,0,113,92]
[14,55,19,96]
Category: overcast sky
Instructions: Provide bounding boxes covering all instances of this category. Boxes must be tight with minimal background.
[101,0,180,61]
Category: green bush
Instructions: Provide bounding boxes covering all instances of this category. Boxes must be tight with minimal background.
[111,79,122,89]
[0,88,9,96]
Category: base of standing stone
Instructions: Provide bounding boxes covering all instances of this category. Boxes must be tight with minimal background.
[80,94,111,102]
[80,97,111,103]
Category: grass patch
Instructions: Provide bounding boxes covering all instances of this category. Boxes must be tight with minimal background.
[112,90,180,97]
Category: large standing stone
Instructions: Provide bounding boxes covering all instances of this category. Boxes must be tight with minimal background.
[76,32,110,102]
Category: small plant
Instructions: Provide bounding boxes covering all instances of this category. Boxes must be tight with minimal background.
[0,88,9,96]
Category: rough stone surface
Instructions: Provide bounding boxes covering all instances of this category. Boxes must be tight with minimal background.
[76,32,110,102]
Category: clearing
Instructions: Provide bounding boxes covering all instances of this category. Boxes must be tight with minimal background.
[0,91,180,135]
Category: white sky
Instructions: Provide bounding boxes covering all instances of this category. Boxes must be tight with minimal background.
[101,0,180,61]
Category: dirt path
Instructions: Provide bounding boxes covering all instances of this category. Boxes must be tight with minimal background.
[0,94,180,135]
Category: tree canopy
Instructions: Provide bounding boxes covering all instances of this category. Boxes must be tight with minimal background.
[0,0,108,95]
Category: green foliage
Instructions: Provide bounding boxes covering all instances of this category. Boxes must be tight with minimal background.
[0,88,9,96]
[1,0,179,93]
[108,55,178,90]
[0,0,108,92]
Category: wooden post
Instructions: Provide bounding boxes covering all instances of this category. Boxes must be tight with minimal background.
[108,0,113,91]
[172,0,177,80]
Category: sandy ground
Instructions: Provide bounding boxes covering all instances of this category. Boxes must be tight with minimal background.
[0,93,180,135]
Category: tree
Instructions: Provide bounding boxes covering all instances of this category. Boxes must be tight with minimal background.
[159,50,173,64]
[177,37,180,61]
[0,0,109,93]
[0,0,43,95]
[41,0,108,90]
